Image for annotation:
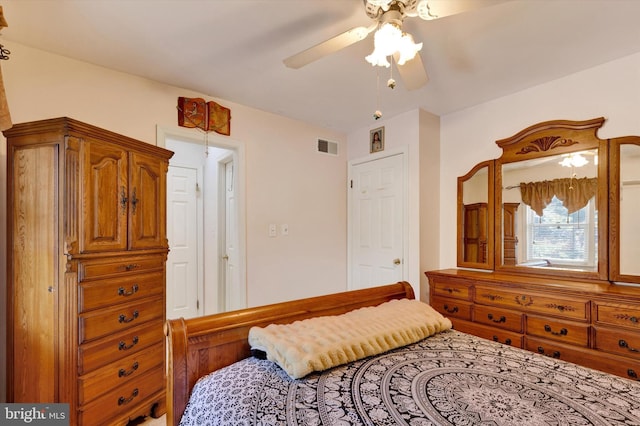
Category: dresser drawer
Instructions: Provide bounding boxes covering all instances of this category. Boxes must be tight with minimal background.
[593,302,640,330]
[79,255,165,281]
[79,297,164,343]
[78,365,164,425]
[452,319,523,348]
[431,279,471,300]
[79,272,163,313]
[78,342,164,405]
[526,315,589,347]
[593,325,640,360]
[475,286,589,320]
[473,305,523,332]
[431,296,472,320]
[78,320,164,374]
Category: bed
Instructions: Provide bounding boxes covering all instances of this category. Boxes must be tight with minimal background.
[165,282,640,425]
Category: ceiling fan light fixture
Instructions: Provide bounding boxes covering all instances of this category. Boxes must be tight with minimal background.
[416,0,438,20]
[365,22,422,67]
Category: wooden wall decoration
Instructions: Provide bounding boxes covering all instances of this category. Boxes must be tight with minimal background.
[177,97,231,136]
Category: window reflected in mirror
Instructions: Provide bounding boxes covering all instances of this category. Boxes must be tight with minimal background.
[619,144,640,276]
[501,149,598,271]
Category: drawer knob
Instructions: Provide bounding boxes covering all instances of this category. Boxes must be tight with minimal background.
[544,324,568,336]
[619,339,639,353]
[118,284,139,296]
[118,388,139,406]
[443,304,459,314]
[118,336,139,351]
[628,369,638,380]
[118,310,139,324]
[487,313,506,323]
[118,361,139,378]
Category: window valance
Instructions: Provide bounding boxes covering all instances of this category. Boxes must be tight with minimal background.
[519,177,598,216]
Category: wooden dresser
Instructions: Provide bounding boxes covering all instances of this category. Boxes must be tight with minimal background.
[5,118,173,425]
[426,269,640,381]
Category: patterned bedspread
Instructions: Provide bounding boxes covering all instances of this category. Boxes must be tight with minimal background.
[180,330,640,425]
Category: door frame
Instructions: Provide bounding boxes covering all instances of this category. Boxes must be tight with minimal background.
[347,146,409,290]
[157,125,247,312]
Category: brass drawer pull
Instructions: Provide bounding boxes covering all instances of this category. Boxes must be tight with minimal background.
[443,304,458,314]
[537,346,561,359]
[118,361,139,377]
[487,313,506,323]
[118,310,139,323]
[544,324,568,336]
[118,388,139,406]
[492,336,512,345]
[118,284,139,296]
[619,339,639,353]
[118,336,139,351]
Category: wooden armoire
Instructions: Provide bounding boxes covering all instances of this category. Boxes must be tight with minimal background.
[5,118,173,425]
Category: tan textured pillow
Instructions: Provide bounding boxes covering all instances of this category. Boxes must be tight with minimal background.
[248,298,452,379]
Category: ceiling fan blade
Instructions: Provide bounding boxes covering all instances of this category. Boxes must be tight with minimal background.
[283,24,376,69]
[416,0,508,20]
[394,52,429,90]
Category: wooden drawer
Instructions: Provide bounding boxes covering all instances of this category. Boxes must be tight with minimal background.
[452,319,523,348]
[473,305,523,332]
[431,296,472,321]
[431,279,471,300]
[78,342,164,405]
[593,325,640,360]
[593,301,640,330]
[79,272,163,313]
[79,296,164,343]
[78,365,164,425]
[78,320,164,374]
[526,315,589,347]
[525,336,640,381]
[79,255,164,281]
[475,285,589,321]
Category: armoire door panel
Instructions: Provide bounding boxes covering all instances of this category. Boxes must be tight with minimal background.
[129,151,166,249]
[81,139,128,252]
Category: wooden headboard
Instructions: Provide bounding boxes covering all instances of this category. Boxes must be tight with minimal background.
[164,281,415,425]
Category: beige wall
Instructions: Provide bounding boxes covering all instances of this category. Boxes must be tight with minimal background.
[438,52,640,269]
[0,42,349,401]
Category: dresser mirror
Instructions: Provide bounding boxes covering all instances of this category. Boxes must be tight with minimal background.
[610,139,640,284]
[456,118,619,281]
[457,160,494,270]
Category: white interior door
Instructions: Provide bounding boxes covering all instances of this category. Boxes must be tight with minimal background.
[166,165,201,319]
[349,153,406,290]
[222,159,244,310]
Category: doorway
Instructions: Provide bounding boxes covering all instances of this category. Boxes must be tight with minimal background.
[348,150,408,290]
[158,126,246,319]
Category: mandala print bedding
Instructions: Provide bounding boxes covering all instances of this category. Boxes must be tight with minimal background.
[180,330,640,426]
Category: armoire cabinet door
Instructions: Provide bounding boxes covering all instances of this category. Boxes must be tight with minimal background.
[81,138,129,252]
[128,151,167,249]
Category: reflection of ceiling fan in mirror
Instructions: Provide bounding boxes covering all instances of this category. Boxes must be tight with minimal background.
[283,0,506,90]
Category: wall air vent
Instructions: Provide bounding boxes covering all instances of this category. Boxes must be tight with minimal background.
[317,138,338,156]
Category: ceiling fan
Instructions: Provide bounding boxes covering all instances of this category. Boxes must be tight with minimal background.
[283,0,504,90]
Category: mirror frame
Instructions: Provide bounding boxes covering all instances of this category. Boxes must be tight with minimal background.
[457,160,495,270]
[493,118,608,280]
[609,136,640,284]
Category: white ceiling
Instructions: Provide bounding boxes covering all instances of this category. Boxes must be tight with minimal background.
[2,0,640,133]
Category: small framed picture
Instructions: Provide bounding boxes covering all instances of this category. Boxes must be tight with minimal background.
[370,126,384,153]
